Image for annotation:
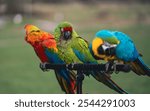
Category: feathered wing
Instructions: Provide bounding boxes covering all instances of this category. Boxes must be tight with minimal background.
[54,70,76,94]
[112,31,150,76]
[44,46,77,94]
[72,37,128,94]
[54,70,66,92]
[130,57,150,76]
[92,73,128,94]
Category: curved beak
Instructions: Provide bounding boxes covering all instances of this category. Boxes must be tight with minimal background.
[63,31,71,40]
[98,43,116,56]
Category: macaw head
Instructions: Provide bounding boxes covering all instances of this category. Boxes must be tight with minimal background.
[54,21,78,43]
[92,37,116,60]
[24,24,57,52]
[24,24,40,35]
[24,24,41,44]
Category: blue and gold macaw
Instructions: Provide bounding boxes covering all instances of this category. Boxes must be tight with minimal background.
[90,30,150,76]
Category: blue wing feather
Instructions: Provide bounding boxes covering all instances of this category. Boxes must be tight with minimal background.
[73,49,86,63]
[96,30,119,44]
[44,48,72,84]
[112,31,139,61]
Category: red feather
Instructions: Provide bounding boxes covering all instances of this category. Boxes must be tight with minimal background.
[32,42,48,63]
[63,27,72,32]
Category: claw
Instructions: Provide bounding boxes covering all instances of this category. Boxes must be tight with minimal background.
[113,63,119,74]
[105,62,110,72]
[71,63,75,69]
[105,61,114,74]
[39,62,50,72]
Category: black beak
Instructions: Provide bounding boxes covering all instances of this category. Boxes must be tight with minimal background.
[63,31,71,40]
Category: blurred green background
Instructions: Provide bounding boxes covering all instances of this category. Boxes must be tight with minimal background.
[0,0,150,94]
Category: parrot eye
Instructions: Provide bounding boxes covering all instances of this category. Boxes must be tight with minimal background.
[97,45,105,54]
[36,30,40,32]
[61,28,64,32]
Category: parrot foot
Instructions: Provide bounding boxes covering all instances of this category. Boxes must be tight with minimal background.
[105,61,114,74]
[65,64,70,71]
[113,63,120,74]
[66,63,75,70]
[71,63,75,69]
[39,62,50,72]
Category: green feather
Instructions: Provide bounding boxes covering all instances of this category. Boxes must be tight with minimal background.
[71,37,97,63]
[57,45,81,64]
[100,36,120,44]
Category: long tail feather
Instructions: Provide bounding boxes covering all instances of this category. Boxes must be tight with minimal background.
[92,73,128,94]
[55,70,76,94]
[131,57,150,76]
[54,70,66,93]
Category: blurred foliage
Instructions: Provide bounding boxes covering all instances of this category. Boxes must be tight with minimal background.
[1,0,150,15]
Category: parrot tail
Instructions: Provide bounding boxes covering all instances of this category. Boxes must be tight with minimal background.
[131,57,150,76]
[55,70,76,94]
[92,73,128,94]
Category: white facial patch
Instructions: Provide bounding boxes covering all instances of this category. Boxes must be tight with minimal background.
[61,28,64,32]
[102,44,109,51]
[102,42,117,51]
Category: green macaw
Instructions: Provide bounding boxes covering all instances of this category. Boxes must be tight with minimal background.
[53,21,128,94]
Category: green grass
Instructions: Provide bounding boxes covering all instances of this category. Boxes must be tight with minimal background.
[0,3,150,94]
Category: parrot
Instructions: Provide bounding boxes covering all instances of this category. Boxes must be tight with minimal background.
[53,21,128,94]
[90,29,150,76]
[24,24,76,94]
